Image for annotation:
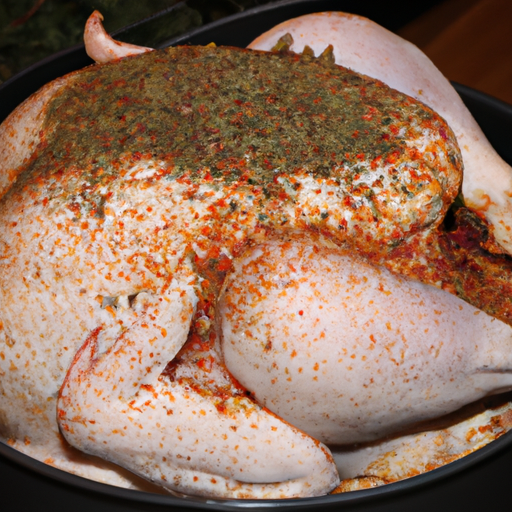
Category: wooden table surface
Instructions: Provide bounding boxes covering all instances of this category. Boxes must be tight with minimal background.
[398,0,512,105]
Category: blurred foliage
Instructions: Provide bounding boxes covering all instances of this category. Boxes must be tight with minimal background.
[0,0,273,83]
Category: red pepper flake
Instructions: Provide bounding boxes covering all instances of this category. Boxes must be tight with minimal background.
[370,155,382,169]
[117,96,131,106]
[217,254,232,272]
[215,402,228,415]
[386,151,400,164]
[128,400,143,413]
[197,355,214,372]
[140,383,158,399]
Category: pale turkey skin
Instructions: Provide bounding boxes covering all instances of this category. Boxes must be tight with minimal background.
[0,146,340,498]
[219,238,512,445]
[0,10,512,500]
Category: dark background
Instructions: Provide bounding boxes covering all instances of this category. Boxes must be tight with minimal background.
[1,0,511,104]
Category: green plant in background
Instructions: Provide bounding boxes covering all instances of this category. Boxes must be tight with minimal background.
[0,0,272,83]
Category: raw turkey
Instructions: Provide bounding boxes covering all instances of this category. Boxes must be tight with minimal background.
[0,10,512,500]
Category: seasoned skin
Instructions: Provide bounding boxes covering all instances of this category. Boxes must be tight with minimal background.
[249,12,512,256]
[0,77,68,197]
[0,44,461,497]
[15,45,461,252]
